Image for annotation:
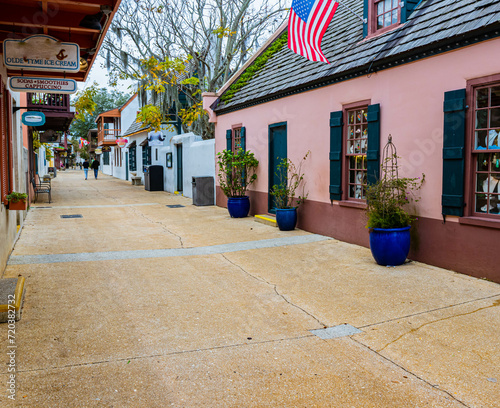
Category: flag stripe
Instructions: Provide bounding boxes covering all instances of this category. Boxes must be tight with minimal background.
[288,0,338,64]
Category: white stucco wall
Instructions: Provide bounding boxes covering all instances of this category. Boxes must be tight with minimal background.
[152,133,215,200]
[120,96,139,136]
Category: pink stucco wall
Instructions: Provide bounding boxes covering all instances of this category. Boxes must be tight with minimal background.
[211,37,500,222]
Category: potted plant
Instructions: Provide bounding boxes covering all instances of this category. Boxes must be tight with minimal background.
[217,148,259,218]
[366,137,424,266]
[270,152,309,231]
[6,192,28,211]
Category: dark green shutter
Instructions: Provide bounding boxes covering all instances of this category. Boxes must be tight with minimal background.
[401,0,420,23]
[329,111,343,201]
[129,146,136,171]
[367,104,381,185]
[363,0,368,37]
[142,145,151,166]
[226,129,232,151]
[442,89,466,217]
[240,127,246,151]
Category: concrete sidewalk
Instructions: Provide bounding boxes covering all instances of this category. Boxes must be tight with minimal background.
[1,170,499,407]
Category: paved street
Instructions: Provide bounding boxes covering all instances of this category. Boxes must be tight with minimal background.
[1,170,499,407]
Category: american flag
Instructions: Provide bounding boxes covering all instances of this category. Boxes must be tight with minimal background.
[288,0,339,64]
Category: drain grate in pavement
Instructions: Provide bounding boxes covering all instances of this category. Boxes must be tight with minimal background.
[166,204,185,208]
[60,215,83,219]
[310,324,363,339]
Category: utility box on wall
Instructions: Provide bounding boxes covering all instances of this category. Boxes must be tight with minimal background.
[192,176,214,206]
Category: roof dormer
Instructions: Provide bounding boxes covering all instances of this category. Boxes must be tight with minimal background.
[363,0,420,38]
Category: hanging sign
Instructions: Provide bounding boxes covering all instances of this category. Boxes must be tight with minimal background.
[116,138,128,148]
[9,77,77,94]
[148,131,166,146]
[21,112,45,127]
[94,148,102,154]
[3,35,80,72]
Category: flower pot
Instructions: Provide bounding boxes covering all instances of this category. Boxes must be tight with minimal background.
[8,200,27,211]
[227,196,250,218]
[276,208,297,231]
[369,226,411,266]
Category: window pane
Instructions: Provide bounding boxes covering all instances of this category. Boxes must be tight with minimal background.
[348,112,355,124]
[392,10,398,24]
[353,140,361,154]
[377,1,384,15]
[476,88,489,108]
[477,173,489,193]
[493,154,500,171]
[349,184,356,198]
[348,126,354,139]
[384,12,391,27]
[490,109,500,128]
[487,129,500,148]
[475,193,488,213]
[385,0,391,10]
[475,130,487,149]
[491,86,500,107]
[392,0,398,8]
[377,15,384,29]
[477,153,489,171]
[476,110,487,129]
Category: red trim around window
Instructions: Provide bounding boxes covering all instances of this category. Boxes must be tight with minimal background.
[366,0,402,39]
[342,100,371,203]
[465,73,500,221]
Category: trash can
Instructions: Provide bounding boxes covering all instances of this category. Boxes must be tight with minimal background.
[192,176,214,206]
[144,165,164,191]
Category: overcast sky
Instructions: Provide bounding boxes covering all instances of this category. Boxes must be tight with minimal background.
[77,54,135,94]
[77,0,289,94]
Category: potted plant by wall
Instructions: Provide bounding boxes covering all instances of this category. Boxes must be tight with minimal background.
[270,152,309,231]
[6,192,28,211]
[366,136,424,266]
[217,148,259,218]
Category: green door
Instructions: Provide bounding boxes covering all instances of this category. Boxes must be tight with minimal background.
[268,122,287,213]
[176,144,183,192]
[125,152,129,180]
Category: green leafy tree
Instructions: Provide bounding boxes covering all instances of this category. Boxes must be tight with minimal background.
[70,86,131,141]
[102,0,288,139]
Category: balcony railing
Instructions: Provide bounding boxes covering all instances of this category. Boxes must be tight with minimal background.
[27,93,70,111]
[97,128,121,146]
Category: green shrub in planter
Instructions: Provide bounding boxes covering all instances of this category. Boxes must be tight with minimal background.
[6,192,27,203]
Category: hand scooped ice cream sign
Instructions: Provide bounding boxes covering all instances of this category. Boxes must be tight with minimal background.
[3,34,79,72]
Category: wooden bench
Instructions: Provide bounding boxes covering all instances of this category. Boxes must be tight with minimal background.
[32,177,51,203]
[131,176,142,186]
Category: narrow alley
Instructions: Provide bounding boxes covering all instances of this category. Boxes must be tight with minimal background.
[1,170,499,407]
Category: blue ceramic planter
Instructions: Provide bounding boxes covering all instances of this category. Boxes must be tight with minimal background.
[276,208,297,231]
[369,226,411,266]
[227,196,250,218]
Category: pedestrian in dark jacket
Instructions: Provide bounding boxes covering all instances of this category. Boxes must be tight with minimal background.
[83,159,89,180]
[91,159,100,179]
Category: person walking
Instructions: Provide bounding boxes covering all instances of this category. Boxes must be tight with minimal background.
[91,158,100,180]
[82,159,89,180]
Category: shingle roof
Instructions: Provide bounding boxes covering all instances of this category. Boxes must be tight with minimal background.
[122,120,148,137]
[215,0,500,113]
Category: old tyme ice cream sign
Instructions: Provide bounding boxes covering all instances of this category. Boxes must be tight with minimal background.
[3,35,80,72]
